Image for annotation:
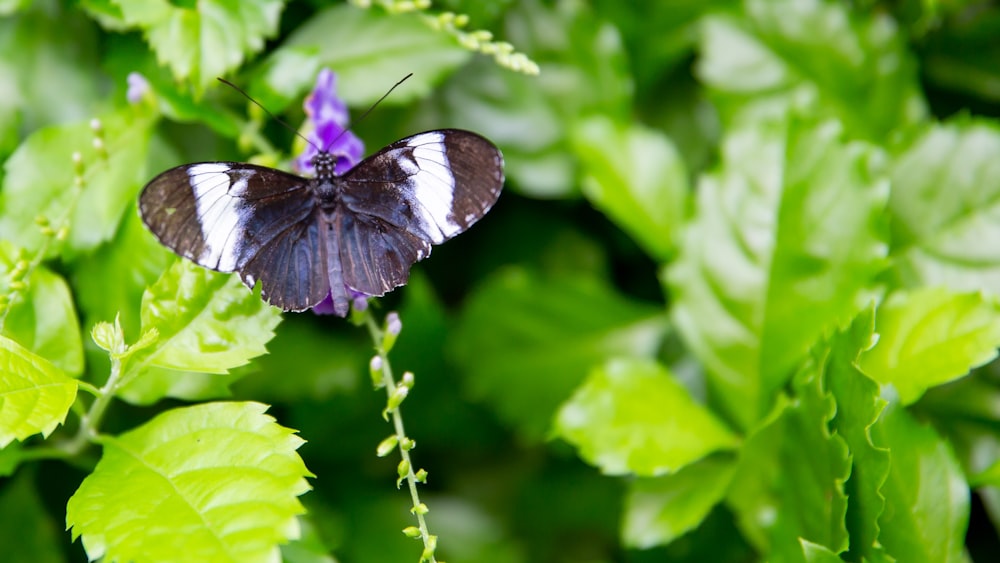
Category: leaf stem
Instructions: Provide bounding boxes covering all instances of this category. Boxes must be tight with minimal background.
[364,309,438,563]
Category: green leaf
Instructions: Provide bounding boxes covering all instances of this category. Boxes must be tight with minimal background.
[0,472,64,563]
[0,242,84,375]
[621,455,737,549]
[873,402,969,563]
[571,115,690,262]
[428,0,632,197]
[113,0,283,93]
[67,401,313,563]
[825,308,892,562]
[697,0,925,141]
[451,267,666,440]
[858,287,1000,405]
[251,4,469,111]
[666,110,889,430]
[0,335,77,448]
[888,118,1000,294]
[726,353,851,559]
[800,540,843,563]
[0,107,155,257]
[555,358,737,476]
[119,259,282,404]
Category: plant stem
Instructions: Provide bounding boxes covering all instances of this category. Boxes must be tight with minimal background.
[364,310,437,563]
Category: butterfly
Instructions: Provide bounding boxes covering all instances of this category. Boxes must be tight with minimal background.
[139,129,504,315]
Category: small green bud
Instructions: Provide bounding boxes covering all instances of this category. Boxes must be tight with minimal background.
[34,215,49,227]
[414,468,428,483]
[411,503,429,515]
[39,225,55,237]
[386,385,409,411]
[471,29,493,42]
[397,459,410,479]
[401,371,415,388]
[454,13,469,27]
[369,355,385,389]
[400,437,415,451]
[55,226,69,241]
[402,526,421,538]
[376,435,399,457]
[8,280,26,291]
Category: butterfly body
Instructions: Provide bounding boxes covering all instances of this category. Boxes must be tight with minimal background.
[139,129,503,315]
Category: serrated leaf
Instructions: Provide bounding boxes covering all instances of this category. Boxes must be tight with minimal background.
[726,354,851,559]
[0,242,83,375]
[858,287,1000,405]
[0,335,77,447]
[555,358,737,476]
[571,116,689,262]
[0,108,154,257]
[67,401,313,563]
[622,455,737,549]
[114,0,283,93]
[826,308,892,562]
[119,259,282,404]
[889,118,1000,295]
[666,111,888,430]
[697,0,925,140]
[451,267,666,440]
[250,5,468,111]
[873,402,969,563]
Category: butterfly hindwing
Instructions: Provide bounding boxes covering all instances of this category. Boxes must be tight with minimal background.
[335,129,503,294]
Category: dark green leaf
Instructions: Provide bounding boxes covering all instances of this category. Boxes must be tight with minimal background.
[451,267,666,440]
[0,472,63,563]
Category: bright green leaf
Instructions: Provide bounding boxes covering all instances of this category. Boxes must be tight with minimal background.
[889,118,1000,295]
[114,0,283,93]
[0,242,83,375]
[873,402,969,563]
[555,358,737,476]
[0,472,64,563]
[0,108,155,257]
[451,267,666,440]
[571,115,689,262]
[119,259,282,404]
[697,0,925,140]
[859,287,1000,405]
[0,335,77,447]
[67,401,313,563]
[666,110,889,430]
[800,540,843,563]
[825,307,892,562]
[251,4,468,111]
[622,455,737,549]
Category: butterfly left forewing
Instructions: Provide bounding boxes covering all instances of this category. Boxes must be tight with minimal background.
[334,129,503,294]
[139,162,314,273]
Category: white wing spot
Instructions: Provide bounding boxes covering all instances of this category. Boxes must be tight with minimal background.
[188,163,249,271]
[409,132,460,243]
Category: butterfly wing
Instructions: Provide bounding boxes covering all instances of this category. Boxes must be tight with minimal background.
[139,162,330,311]
[334,129,504,296]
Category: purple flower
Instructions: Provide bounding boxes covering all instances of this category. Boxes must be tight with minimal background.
[301,69,369,316]
[294,69,365,176]
[126,72,150,105]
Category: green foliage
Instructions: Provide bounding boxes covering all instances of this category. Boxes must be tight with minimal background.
[3,0,1000,561]
[66,402,312,563]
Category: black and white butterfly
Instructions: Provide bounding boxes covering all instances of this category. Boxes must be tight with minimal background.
[139,129,503,315]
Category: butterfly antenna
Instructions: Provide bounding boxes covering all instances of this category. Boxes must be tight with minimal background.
[217,77,320,153]
[322,73,414,152]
